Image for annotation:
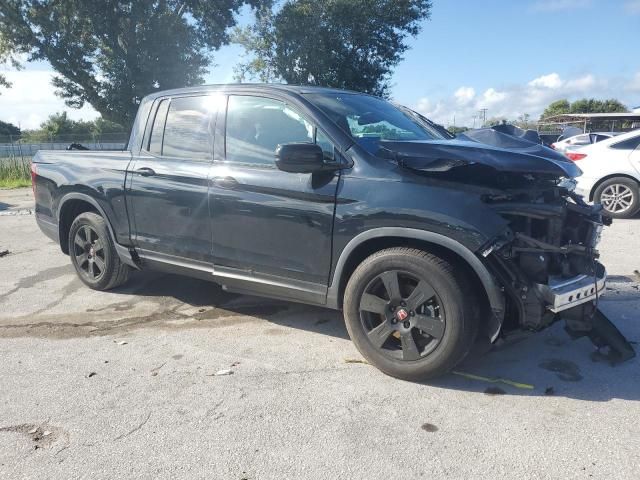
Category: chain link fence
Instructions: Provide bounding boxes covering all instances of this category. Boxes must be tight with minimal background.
[0,132,128,162]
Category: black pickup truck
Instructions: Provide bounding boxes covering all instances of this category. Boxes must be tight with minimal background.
[32,84,633,380]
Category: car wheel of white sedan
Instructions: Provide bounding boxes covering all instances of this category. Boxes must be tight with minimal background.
[594,177,640,219]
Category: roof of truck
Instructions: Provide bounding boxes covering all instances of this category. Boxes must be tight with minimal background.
[144,83,362,100]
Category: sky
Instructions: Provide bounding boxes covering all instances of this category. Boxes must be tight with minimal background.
[1,0,639,130]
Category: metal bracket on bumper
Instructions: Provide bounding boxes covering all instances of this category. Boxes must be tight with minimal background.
[534,263,606,313]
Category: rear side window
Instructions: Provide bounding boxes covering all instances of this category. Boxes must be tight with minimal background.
[148,99,169,155]
[610,136,640,151]
[568,134,590,145]
[162,96,216,160]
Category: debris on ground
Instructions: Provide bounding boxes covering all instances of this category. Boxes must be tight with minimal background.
[634,270,640,282]
[87,372,97,378]
[484,386,506,396]
[0,250,9,258]
[421,423,439,432]
[115,340,128,346]
[344,358,369,365]
[211,369,234,376]
[0,423,65,450]
[150,362,166,377]
[452,371,534,390]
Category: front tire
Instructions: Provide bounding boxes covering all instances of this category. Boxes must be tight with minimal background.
[343,248,478,381]
[594,177,640,219]
[68,212,130,290]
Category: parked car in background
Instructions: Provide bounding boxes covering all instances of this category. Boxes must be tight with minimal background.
[573,129,640,218]
[551,132,621,153]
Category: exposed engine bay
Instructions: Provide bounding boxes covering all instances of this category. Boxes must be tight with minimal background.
[389,123,636,364]
[483,176,633,363]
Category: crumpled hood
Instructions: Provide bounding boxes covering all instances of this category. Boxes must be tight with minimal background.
[381,129,582,178]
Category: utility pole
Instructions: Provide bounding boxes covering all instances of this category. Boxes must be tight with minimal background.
[478,108,488,126]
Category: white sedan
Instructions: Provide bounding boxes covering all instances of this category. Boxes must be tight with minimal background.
[573,129,640,218]
[552,132,620,153]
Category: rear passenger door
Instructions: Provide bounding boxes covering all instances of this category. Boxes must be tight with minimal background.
[127,94,220,264]
[208,94,340,302]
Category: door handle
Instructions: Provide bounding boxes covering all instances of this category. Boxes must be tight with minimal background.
[135,167,156,177]
[211,176,239,189]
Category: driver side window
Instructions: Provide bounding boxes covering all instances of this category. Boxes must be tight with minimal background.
[226,96,313,166]
[225,95,336,166]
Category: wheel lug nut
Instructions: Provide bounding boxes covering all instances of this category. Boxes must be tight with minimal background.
[403,321,411,328]
[410,311,415,317]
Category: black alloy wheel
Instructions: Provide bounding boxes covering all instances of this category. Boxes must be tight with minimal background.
[359,270,445,361]
[72,224,107,282]
[68,212,131,290]
[343,248,479,381]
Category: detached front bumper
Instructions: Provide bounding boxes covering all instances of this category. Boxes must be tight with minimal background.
[534,262,606,313]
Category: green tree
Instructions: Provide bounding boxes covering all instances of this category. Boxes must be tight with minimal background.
[0,31,22,93]
[540,98,627,120]
[514,113,536,130]
[0,0,267,127]
[569,98,627,114]
[540,99,570,120]
[91,118,125,136]
[0,120,21,136]
[235,0,432,97]
[22,112,93,141]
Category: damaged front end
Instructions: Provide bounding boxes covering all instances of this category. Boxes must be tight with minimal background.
[481,178,635,363]
[386,130,635,363]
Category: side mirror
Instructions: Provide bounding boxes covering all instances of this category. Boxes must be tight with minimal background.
[275,143,325,174]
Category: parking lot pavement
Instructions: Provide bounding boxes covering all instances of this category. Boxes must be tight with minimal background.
[1,188,640,479]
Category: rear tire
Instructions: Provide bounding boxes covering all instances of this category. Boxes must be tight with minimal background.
[343,247,478,381]
[594,177,640,219]
[68,212,130,290]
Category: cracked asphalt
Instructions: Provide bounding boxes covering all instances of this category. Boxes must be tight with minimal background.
[1,188,640,479]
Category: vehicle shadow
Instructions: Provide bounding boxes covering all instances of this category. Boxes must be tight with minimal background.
[114,270,640,402]
[0,201,11,211]
[113,270,349,340]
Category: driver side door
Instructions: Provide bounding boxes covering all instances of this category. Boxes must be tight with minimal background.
[208,94,340,303]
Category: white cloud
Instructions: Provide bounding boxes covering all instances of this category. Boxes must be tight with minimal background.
[454,86,475,105]
[530,0,592,12]
[625,0,640,13]
[411,71,637,128]
[0,69,98,129]
[528,73,563,89]
[565,74,598,90]
[481,88,507,105]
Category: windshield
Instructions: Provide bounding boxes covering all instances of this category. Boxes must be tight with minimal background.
[304,93,447,154]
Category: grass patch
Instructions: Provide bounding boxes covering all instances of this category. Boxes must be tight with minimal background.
[0,177,31,189]
[0,156,31,189]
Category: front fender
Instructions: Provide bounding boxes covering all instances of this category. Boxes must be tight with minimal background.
[326,227,505,341]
